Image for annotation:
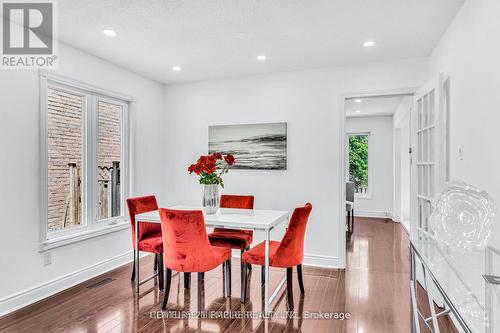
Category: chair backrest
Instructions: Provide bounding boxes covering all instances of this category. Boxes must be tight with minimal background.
[346,182,355,202]
[272,203,312,267]
[159,208,221,272]
[126,195,160,246]
[220,195,254,209]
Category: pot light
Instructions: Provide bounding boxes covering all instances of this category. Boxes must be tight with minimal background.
[355,110,361,113]
[172,66,182,71]
[256,55,267,61]
[232,32,248,39]
[354,99,362,103]
[103,29,117,37]
[363,40,376,48]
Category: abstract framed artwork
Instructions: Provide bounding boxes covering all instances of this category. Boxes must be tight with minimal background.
[208,122,287,170]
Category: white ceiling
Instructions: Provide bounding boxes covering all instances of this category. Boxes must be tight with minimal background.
[57,0,464,84]
[345,95,409,118]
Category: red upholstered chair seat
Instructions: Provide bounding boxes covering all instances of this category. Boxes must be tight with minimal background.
[241,203,312,309]
[127,196,162,246]
[241,240,281,266]
[208,229,253,249]
[159,208,233,310]
[137,232,163,254]
[160,208,231,273]
[207,195,255,250]
[126,195,164,288]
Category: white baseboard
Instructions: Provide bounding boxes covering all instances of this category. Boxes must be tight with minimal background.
[0,251,141,316]
[302,254,339,268]
[391,215,401,222]
[231,252,339,269]
[355,210,391,218]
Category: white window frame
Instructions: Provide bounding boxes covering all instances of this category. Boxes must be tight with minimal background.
[39,71,134,251]
[345,132,373,199]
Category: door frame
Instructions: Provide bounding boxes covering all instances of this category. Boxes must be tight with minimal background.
[338,87,416,268]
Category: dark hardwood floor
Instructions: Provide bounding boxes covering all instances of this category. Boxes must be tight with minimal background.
[0,217,457,332]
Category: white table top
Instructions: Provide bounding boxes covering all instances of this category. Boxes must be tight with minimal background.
[135,205,289,230]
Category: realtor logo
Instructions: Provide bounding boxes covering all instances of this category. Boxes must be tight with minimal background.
[1,0,57,68]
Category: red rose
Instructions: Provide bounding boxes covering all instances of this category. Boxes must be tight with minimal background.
[204,159,217,174]
[211,152,222,160]
[197,156,208,165]
[193,163,203,175]
[224,154,235,166]
[188,164,196,174]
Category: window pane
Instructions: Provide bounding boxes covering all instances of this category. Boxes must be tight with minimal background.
[97,100,122,219]
[47,88,84,231]
[348,135,369,194]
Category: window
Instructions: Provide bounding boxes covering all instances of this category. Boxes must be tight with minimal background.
[348,133,370,196]
[41,73,131,249]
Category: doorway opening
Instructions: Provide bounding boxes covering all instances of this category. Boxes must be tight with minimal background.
[342,92,414,249]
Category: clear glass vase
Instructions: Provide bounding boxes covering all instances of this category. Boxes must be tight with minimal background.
[202,184,219,214]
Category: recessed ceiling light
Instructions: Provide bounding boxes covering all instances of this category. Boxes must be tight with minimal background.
[256,55,267,61]
[232,32,248,39]
[354,99,363,103]
[363,40,376,48]
[172,66,182,71]
[355,110,361,113]
[103,29,117,37]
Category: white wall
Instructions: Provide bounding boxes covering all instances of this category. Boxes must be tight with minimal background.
[345,116,394,218]
[393,96,412,231]
[163,58,428,269]
[427,1,500,323]
[0,43,166,315]
[429,0,500,250]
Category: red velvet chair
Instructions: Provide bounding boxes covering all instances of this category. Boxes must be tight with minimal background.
[126,195,164,289]
[159,208,232,310]
[242,203,312,309]
[207,195,254,299]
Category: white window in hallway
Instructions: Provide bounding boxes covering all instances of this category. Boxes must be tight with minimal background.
[348,133,370,197]
[42,75,130,247]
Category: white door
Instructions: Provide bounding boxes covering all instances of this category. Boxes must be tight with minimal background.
[410,74,446,240]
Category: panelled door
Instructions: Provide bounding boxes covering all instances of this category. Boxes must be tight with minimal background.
[410,73,445,240]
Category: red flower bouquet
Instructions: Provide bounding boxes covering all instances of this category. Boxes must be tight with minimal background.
[188,152,235,188]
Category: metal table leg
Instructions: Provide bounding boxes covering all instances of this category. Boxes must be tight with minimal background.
[264,228,270,314]
[135,218,140,293]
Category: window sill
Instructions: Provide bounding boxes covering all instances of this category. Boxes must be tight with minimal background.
[39,220,130,252]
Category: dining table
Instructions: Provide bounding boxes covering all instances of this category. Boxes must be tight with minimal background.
[134,205,290,314]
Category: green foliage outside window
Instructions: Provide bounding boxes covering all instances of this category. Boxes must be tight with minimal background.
[349,135,368,190]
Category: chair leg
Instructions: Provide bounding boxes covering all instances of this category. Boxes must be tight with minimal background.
[161,268,172,310]
[286,267,294,311]
[261,266,265,285]
[184,273,191,289]
[297,264,305,294]
[245,246,252,271]
[224,259,232,297]
[347,210,351,234]
[154,254,158,272]
[240,250,247,303]
[351,209,355,234]
[240,260,248,304]
[158,252,164,290]
[131,250,136,281]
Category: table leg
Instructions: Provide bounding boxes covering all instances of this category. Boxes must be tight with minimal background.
[264,228,270,314]
[135,219,140,293]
